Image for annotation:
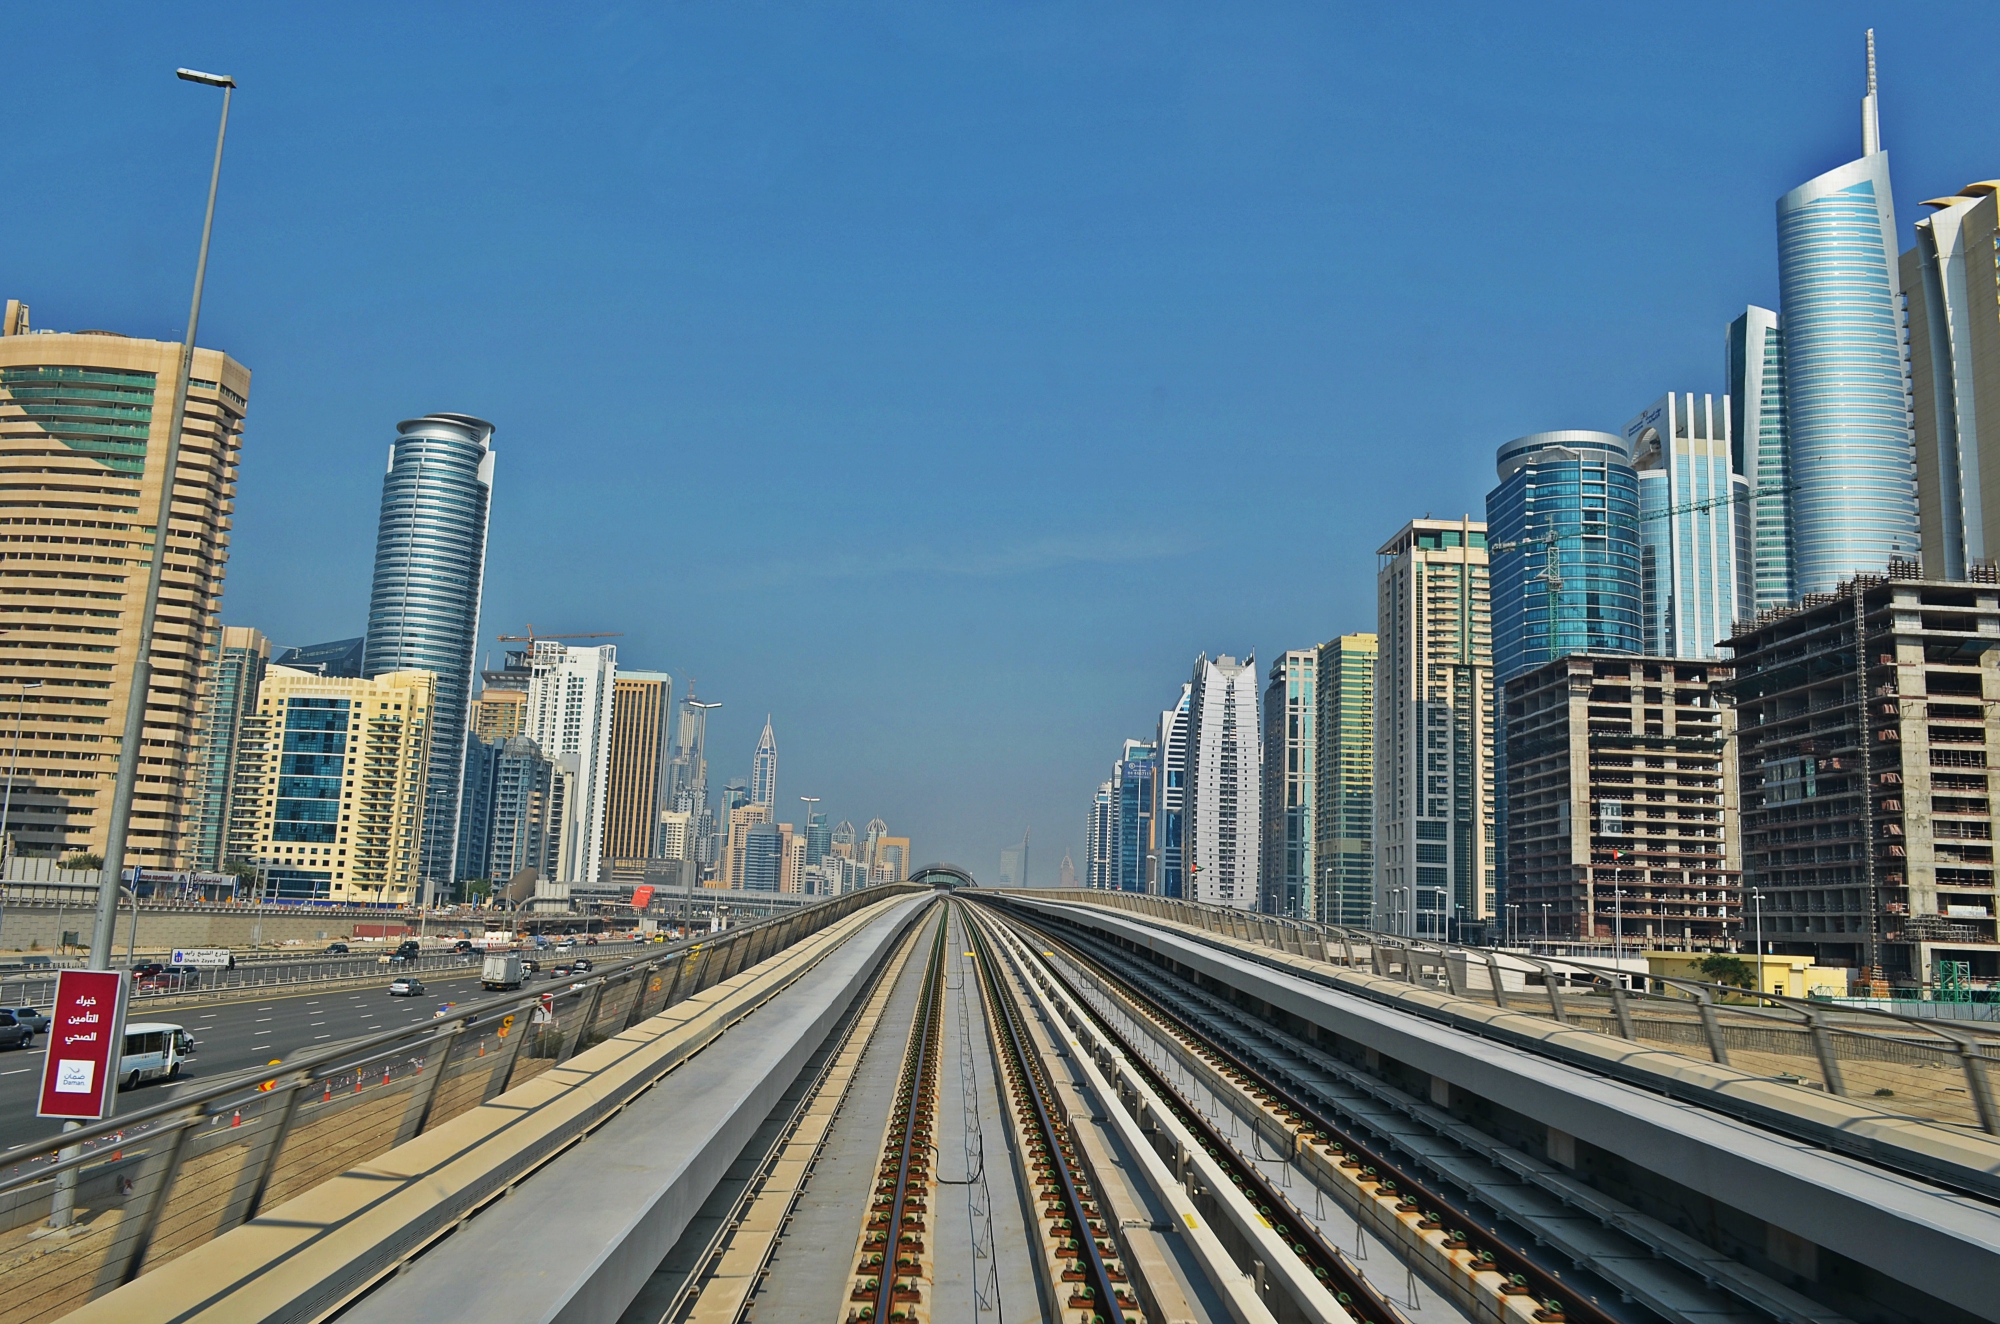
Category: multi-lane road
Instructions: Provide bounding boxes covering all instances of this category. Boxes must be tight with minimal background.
[0,949,641,1154]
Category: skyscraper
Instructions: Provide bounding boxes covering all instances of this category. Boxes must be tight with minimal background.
[999,833,1030,889]
[1112,740,1157,894]
[1086,781,1113,889]
[1155,683,1191,899]
[227,665,437,904]
[0,301,249,868]
[1313,633,1376,926]
[273,637,365,678]
[605,670,671,864]
[750,716,777,809]
[524,641,616,884]
[1777,32,1920,594]
[1726,307,1792,610]
[1907,182,2000,579]
[742,821,783,892]
[1058,851,1078,888]
[185,626,269,871]
[1183,653,1261,909]
[1261,650,1316,918]
[1486,431,1642,685]
[362,413,495,900]
[1626,394,1752,657]
[1376,518,1494,938]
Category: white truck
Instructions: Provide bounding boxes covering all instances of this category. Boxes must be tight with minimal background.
[481,951,525,991]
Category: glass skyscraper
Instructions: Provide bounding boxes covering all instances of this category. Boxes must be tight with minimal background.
[361,413,495,901]
[1485,431,1643,685]
[1313,634,1375,928]
[1112,739,1157,894]
[1776,33,1919,594]
[1261,651,1315,918]
[186,627,269,871]
[1625,393,1752,657]
[1155,683,1190,899]
[1726,307,1792,610]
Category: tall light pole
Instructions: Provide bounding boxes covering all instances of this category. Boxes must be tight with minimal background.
[89,68,234,970]
[1751,888,1766,988]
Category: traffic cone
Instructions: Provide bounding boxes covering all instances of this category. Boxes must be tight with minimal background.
[354,1074,363,1095]
[231,1110,241,1128]
[382,1066,391,1086]
[323,1081,332,1103]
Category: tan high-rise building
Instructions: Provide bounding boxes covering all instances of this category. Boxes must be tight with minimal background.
[471,688,526,741]
[781,822,804,893]
[225,666,436,905]
[871,835,911,883]
[604,670,671,865]
[715,801,771,889]
[1376,517,1494,938]
[0,301,248,867]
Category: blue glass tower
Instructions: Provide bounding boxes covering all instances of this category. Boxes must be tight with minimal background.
[362,413,495,901]
[1486,431,1643,685]
[1777,32,1919,594]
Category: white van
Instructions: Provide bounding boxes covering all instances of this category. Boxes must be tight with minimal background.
[120,1022,195,1089]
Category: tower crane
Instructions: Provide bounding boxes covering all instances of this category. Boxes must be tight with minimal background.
[495,625,625,648]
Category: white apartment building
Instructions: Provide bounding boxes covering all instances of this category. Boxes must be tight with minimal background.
[526,642,617,883]
[1183,653,1261,909]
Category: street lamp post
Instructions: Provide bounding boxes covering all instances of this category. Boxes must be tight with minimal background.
[1541,902,1551,945]
[59,69,233,1232]
[1751,888,1766,990]
[90,67,236,971]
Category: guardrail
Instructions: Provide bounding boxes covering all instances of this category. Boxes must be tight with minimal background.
[0,883,922,1324]
[0,940,664,1011]
[1018,889,2000,1136]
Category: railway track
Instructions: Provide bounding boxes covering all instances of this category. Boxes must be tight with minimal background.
[996,900,1870,1324]
[964,904,1139,1324]
[847,906,951,1322]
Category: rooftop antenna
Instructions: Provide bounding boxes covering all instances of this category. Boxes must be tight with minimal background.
[1861,28,1881,155]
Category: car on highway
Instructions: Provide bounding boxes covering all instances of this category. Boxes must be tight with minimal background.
[572,958,594,973]
[8,1007,49,1036]
[387,976,427,997]
[128,962,165,982]
[453,939,475,953]
[0,1012,33,1050]
[584,936,598,946]
[324,942,350,954]
[550,963,574,979]
[521,958,542,976]
[120,1023,194,1087]
[136,969,199,994]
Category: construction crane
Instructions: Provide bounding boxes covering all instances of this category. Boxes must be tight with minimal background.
[495,625,625,648]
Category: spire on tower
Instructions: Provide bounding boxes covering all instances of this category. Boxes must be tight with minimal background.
[1860,28,1881,155]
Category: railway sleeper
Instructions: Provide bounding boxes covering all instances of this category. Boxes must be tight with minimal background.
[1047,925,1847,1324]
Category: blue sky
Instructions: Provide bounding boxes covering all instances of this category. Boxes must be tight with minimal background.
[8,3,1998,878]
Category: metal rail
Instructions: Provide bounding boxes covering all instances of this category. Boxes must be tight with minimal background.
[964,904,1135,1324]
[1015,910,1605,1324]
[855,905,948,1321]
[0,885,922,1322]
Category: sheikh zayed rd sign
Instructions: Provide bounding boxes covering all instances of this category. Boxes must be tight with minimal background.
[38,969,127,1120]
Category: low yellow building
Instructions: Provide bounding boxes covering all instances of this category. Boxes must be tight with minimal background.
[227,665,436,905]
[1645,950,1848,999]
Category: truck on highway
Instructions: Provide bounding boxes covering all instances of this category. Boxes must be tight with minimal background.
[481,951,525,991]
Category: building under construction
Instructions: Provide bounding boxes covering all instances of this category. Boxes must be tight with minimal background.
[1724,564,2000,987]
[1503,654,1739,948]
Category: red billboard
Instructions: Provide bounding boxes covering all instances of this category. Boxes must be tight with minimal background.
[631,885,656,909]
[38,969,126,1120]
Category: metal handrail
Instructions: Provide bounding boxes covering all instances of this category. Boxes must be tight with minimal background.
[1013,889,2000,1135]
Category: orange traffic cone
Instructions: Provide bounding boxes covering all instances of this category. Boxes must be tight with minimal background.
[381,1066,391,1086]
[231,1110,241,1128]
[323,1081,332,1103]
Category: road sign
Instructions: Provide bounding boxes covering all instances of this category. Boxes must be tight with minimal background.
[39,969,127,1120]
[170,948,233,968]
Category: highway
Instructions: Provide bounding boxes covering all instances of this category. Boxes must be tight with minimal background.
[0,963,500,1154]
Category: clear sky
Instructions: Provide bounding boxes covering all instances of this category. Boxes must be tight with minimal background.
[8,3,1998,879]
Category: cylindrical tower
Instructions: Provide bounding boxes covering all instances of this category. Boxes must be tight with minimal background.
[362,413,495,901]
[1487,430,1643,684]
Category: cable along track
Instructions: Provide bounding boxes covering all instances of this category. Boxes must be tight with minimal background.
[1008,909,1604,1324]
[965,904,1141,1324]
